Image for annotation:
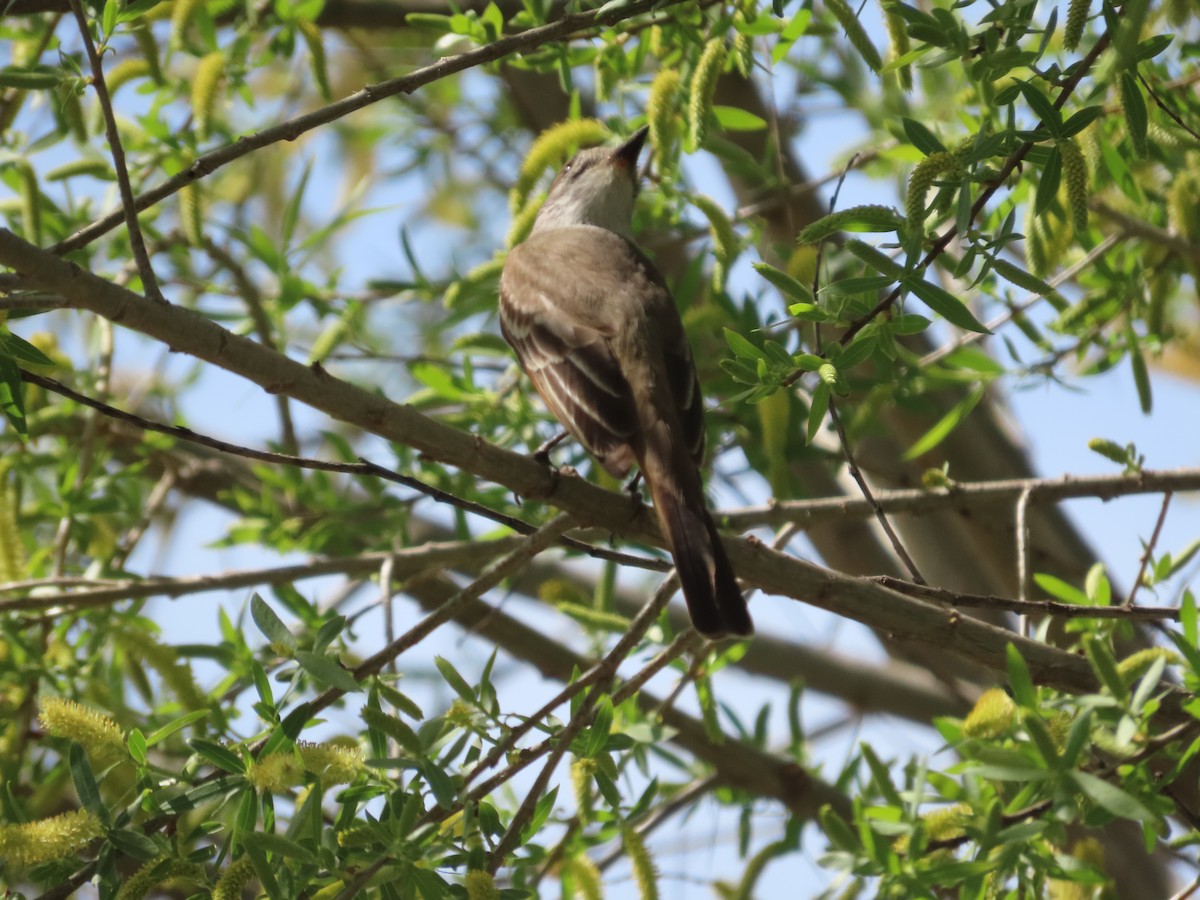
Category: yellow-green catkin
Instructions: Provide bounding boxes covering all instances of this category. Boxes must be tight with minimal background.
[115,856,202,900]
[1117,647,1180,681]
[296,740,364,784]
[1058,137,1089,237]
[212,857,257,900]
[132,24,164,83]
[687,39,726,152]
[179,180,204,247]
[118,628,207,710]
[1167,155,1200,245]
[0,470,25,583]
[246,750,304,792]
[621,826,660,900]
[961,687,1015,739]
[646,68,682,173]
[827,0,883,72]
[594,48,619,103]
[905,151,954,231]
[465,870,500,900]
[692,194,736,292]
[192,51,225,142]
[0,809,104,868]
[732,31,753,78]
[1063,0,1090,51]
[509,118,611,215]
[570,756,595,823]
[298,21,331,101]
[39,697,126,761]
[565,852,604,900]
[880,0,912,90]
[171,0,206,48]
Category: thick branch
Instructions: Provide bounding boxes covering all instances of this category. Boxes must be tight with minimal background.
[0,228,1176,719]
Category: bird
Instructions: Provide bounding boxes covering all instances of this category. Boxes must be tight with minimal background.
[498,125,753,639]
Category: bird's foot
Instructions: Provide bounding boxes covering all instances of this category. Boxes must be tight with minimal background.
[532,431,568,466]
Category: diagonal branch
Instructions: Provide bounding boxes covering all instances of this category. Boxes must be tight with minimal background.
[50,0,692,256]
[0,227,1189,721]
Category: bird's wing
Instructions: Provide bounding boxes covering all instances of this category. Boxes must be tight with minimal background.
[500,240,639,477]
[658,323,706,465]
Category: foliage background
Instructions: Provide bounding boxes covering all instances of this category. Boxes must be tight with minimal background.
[1,0,1200,896]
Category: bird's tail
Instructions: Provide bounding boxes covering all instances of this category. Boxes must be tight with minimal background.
[640,431,753,639]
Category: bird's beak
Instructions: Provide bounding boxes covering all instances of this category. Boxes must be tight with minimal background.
[612,126,649,169]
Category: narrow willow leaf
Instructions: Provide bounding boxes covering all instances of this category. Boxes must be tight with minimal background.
[1005,643,1036,709]
[1069,771,1158,824]
[903,383,985,459]
[295,651,361,693]
[905,279,991,333]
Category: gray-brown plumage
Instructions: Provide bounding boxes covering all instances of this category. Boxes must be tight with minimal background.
[498,127,753,639]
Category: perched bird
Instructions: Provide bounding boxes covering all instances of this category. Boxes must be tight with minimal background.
[498,126,753,639]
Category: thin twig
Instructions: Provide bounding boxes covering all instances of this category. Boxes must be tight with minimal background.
[722,467,1200,530]
[20,370,668,574]
[828,400,926,584]
[0,542,523,613]
[65,0,163,301]
[875,576,1183,621]
[464,573,685,787]
[1015,485,1034,637]
[1125,491,1173,610]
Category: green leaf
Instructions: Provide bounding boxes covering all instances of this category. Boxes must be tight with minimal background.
[1083,636,1127,702]
[434,656,475,703]
[295,650,362,693]
[143,710,209,747]
[753,262,814,303]
[1034,144,1062,215]
[102,0,119,37]
[69,743,105,818]
[251,594,298,654]
[1018,81,1061,135]
[902,117,946,156]
[905,278,989,333]
[903,384,985,459]
[1182,592,1197,648]
[712,105,767,131]
[1127,322,1152,413]
[362,706,423,755]
[189,738,246,774]
[0,357,28,435]
[109,828,162,861]
[585,696,614,757]
[772,8,811,63]
[1032,573,1089,605]
[724,327,764,360]
[1069,771,1158,824]
[1120,71,1148,157]
[241,830,317,863]
[1006,643,1036,709]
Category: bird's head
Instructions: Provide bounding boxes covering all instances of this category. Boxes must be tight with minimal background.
[532,126,648,237]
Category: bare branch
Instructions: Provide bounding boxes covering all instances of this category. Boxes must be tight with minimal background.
[65,0,163,302]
